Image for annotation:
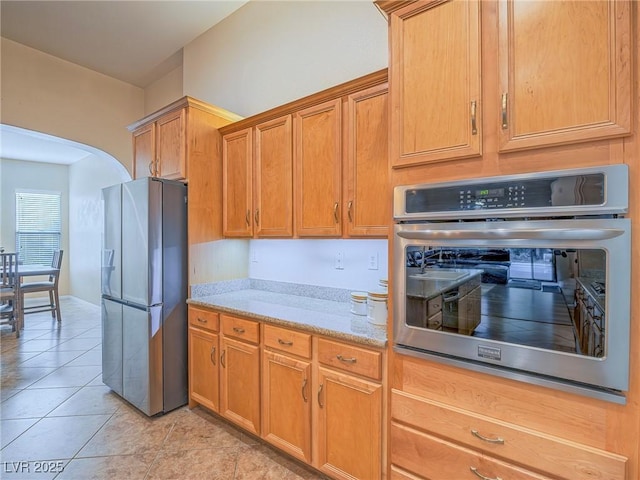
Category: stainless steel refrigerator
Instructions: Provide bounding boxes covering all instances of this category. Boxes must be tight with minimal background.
[101,177,188,416]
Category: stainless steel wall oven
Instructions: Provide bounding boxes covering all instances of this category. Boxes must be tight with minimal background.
[393,165,631,402]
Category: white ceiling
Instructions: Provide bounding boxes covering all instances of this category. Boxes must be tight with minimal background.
[0,0,248,165]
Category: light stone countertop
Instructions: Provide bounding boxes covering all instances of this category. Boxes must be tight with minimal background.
[188,289,387,348]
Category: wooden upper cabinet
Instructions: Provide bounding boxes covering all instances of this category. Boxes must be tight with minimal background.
[132,108,187,180]
[132,123,155,179]
[222,128,253,237]
[255,115,294,237]
[294,99,342,237]
[389,0,482,168]
[344,84,390,237]
[155,108,186,180]
[498,0,632,152]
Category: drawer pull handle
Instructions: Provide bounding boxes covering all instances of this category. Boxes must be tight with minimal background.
[471,430,505,444]
[210,346,216,365]
[347,201,353,222]
[501,93,508,129]
[317,384,324,408]
[333,202,339,223]
[148,162,154,176]
[220,350,226,368]
[470,100,478,135]
[278,338,293,346]
[233,327,245,334]
[336,354,357,364]
[245,210,251,227]
[197,317,208,324]
[470,466,502,480]
[302,378,308,402]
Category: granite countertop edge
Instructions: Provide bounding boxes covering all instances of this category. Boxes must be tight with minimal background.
[187,289,387,349]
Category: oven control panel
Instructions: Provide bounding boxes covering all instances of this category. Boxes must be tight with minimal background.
[394,165,628,220]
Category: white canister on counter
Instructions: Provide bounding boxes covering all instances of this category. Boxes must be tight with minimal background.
[367,290,388,325]
[378,279,388,292]
[350,292,368,316]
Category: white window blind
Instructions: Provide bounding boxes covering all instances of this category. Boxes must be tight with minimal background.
[15,191,61,266]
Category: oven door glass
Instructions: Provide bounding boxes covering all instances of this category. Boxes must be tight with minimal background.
[405,246,604,357]
[394,218,631,392]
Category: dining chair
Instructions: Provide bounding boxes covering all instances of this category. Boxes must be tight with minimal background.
[0,252,21,337]
[20,249,63,323]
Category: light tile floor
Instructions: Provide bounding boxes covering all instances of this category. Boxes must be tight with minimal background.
[1,297,327,479]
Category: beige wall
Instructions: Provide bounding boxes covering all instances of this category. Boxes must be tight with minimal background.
[69,155,130,305]
[0,38,144,175]
[183,1,388,117]
[144,65,184,115]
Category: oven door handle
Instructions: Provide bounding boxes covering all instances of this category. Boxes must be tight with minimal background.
[397,228,626,241]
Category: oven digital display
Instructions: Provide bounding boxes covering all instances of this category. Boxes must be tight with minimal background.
[476,188,504,198]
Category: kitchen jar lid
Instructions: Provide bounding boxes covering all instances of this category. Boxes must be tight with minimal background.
[351,291,368,301]
[368,290,388,299]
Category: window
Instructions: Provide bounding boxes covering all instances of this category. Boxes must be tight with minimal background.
[15,190,61,266]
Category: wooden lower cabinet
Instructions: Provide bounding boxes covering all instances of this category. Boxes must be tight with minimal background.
[316,366,382,480]
[188,327,220,412]
[188,307,385,480]
[391,357,628,480]
[262,350,312,463]
[220,336,261,435]
[391,422,551,480]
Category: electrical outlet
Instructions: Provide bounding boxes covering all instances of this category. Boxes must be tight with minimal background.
[335,252,344,270]
[368,253,379,270]
[251,249,258,263]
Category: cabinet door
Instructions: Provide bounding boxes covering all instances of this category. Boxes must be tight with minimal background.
[188,327,219,412]
[255,115,293,237]
[316,367,382,480]
[220,336,260,435]
[389,0,481,167]
[498,0,631,152]
[156,108,186,180]
[344,84,390,237]
[262,350,311,463]
[294,99,342,237]
[132,123,155,179]
[222,128,253,237]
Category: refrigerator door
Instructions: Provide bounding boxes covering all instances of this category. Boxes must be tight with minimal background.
[102,184,122,299]
[122,178,163,307]
[101,298,123,396]
[122,303,163,416]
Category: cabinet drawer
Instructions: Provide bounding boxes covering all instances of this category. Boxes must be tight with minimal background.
[317,338,381,381]
[263,324,311,359]
[391,422,552,480]
[392,389,627,480]
[188,307,219,332]
[221,315,260,344]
